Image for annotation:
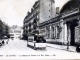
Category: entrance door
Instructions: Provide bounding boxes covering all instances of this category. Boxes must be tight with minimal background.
[70,25,75,46]
[70,20,78,46]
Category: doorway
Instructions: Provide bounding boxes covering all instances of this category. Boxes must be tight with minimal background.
[70,24,75,46]
[67,20,78,46]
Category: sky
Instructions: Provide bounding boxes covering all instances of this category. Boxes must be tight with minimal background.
[0,0,69,27]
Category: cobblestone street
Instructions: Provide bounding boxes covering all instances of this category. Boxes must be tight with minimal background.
[0,39,80,59]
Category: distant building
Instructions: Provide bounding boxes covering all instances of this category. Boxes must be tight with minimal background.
[9,25,23,39]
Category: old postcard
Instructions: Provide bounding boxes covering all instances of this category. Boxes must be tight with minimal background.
[0,0,80,60]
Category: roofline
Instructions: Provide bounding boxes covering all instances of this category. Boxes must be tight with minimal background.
[60,0,71,13]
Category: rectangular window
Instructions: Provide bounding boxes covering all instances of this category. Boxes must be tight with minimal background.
[51,26,55,39]
[56,26,60,39]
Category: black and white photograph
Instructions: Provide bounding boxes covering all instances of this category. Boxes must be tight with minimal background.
[0,0,80,59]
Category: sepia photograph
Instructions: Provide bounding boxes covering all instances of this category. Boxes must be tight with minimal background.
[0,0,80,60]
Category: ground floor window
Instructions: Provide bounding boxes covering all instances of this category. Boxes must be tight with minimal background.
[56,25,62,39]
[46,27,50,39]
[51,26,55,39]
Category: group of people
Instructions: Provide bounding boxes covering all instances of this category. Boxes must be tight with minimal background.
[34,34,46,43]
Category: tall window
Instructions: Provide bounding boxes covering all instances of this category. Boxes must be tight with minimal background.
[57,26,60,39]
[46,27,50,39]
[56,25,62,39]
[29,22,31,32]
[33,18,37,29]
[52,26,55,39]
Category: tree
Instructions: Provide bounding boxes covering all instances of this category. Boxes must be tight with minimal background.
[0,20,3,39]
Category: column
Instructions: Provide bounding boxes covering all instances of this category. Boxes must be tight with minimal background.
[60,20,64,42]
[50,26,52,39]
[56,26,57,38]
[64,23,67,41]
[47,26,50,39]
[54,26,56,39]
[67,23,71,44]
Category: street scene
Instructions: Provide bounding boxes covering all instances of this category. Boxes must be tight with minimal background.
[0,39,80,59]
[0,0,80,59]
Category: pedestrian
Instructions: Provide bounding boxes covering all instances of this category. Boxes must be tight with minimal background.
[6,38,9,44]
[2,40,4,45]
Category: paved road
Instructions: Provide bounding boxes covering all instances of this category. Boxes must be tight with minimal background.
[0,39,80,59]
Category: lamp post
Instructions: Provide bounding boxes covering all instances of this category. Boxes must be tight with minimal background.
[67,23,70,50]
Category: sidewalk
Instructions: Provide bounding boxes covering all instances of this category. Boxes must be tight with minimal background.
[46,43,76,52]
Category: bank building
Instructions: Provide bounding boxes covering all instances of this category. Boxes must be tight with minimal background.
[23,0,80,46]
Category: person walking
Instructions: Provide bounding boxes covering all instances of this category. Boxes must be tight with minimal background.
[6,38,9,44]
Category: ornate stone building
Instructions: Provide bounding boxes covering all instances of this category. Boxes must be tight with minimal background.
[39,0,80,46]
[60,0,80,45]
[9,25,23,39]
[23,0,56,39]
[23,0,80,46]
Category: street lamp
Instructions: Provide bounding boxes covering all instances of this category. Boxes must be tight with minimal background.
[67,24,70,50]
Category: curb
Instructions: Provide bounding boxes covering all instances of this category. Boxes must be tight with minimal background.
[46,45,76,52]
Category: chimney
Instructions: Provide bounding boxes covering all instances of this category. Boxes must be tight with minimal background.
[56,7,60,14]
[31,8,33,12]
[27,11,30,15]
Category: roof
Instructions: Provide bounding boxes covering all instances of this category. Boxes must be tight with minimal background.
[60,0,80,13]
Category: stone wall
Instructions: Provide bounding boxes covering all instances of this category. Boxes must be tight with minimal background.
[39,0,56,23]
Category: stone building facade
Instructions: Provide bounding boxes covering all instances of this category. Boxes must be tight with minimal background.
[23,0,80,46]
[9,25,23,39]
[23,0,56,38]
[23,0,40,38]
[39,0,80,46]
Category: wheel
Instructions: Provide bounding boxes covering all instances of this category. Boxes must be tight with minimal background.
[0,43,2,46]
[34,46,37,50]
[2,41,4,44]
[27,42,28,47]
[34,43,36,50]
[27,44,29,47]
[76,46,80,52]
[6,41,8,44]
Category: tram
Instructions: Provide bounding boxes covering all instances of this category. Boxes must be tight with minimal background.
[0,36,5,46]
[27,33,46,50]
